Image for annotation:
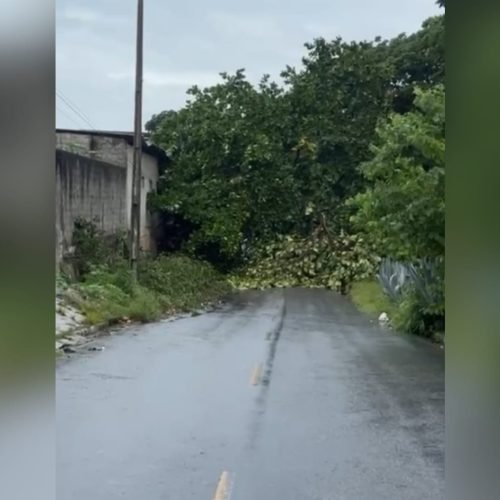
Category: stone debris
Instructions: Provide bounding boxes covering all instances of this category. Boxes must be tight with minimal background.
[61,334,87,345]
[56,291,90,351]
[378,312,390,324]
[56,296,85,336]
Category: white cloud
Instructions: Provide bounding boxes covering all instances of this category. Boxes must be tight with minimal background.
[208,11,283,40]
[56,0,441,130]
[108,70,223,88]
[61,7,100,23]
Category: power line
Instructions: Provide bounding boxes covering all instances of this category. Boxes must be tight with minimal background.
[56,90,94,127]
[56,105,83,129]
[56,91,96,130]
[57,90,95,126]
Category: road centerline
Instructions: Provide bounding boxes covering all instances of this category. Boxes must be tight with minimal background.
[213,470,230,500]
[250,363,263,386]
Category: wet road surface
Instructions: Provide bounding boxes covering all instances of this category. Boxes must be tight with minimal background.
[57,288,444,499]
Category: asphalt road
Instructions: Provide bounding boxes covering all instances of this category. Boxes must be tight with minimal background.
[57,288,444,500]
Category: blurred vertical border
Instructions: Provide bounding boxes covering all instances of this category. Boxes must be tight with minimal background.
[2,1,500,499]
[447,0,500,498]
[0,1,55,499]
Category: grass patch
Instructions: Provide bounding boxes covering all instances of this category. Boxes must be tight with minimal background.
[349,280,397,318]
[139,255,231,312]
[350,280,444,343]
[68,255,232,327]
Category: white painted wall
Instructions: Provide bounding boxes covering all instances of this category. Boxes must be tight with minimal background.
[126,145,159,252]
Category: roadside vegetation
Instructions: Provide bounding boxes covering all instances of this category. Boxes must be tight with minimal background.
[144,5,445,339]
[58,219,231,328]
[349,281,397,319]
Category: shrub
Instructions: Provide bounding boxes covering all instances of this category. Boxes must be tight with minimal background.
[407,257,444,316]
[139,254,231,311]
[378,258,411,302]
[127,286,162,323]
[83,262,135,295]
[378,256,444,337]
[392,286,444,338]
[72,253,231,326]
[71,218,128,279]
[77,282,131,325]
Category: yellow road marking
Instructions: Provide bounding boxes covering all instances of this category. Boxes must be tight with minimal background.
[250,363,263,386]
[213,470,230,500]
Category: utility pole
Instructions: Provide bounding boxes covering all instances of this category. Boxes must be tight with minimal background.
[130,0,144,280]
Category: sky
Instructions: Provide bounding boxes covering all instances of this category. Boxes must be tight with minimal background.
[56,0,441,131]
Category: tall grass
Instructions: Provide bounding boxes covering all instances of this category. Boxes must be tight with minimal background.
[65,255,232,327]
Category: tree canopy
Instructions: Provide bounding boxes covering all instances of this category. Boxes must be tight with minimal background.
[349,85,445,261]
[147,13,445,278]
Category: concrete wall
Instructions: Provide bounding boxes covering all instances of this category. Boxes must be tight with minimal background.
[56,131,161,259]
[56,132,128,168]
[56,150,128,262]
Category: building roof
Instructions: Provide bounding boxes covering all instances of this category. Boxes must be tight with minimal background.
[56,128,169,163]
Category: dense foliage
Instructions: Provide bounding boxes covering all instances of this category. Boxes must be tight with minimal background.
[63,221,231,326]
[74,255,231,325]
[71,217,128,278]
[378,257,444,338]
[146,11,445,337]
[350,85,445,261]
